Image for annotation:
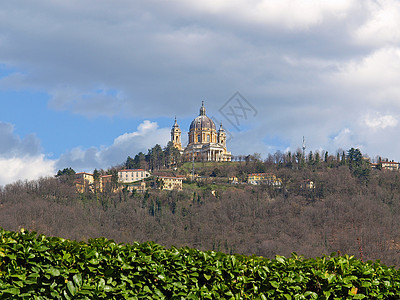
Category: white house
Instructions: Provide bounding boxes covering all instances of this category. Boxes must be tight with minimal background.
[118,169,150,183]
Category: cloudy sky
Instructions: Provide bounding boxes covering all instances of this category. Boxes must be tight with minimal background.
[1,0,400,185]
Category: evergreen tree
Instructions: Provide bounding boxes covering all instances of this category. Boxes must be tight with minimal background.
[93,169,100,192]
[125,156,135,169]
[308,151,314,166]
[134,152,147,169]
[314,152,320,168]
[56,167,76,177]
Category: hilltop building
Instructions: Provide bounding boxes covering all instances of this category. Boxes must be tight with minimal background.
[158,176,184,191]
[75,172,116,193]
[247,173,282,186]
[371,161,400,171]
[118,169,150,183]
[75,172,94,193]
[171,102,232,162]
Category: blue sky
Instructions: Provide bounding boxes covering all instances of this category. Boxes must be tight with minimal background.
[1,0,400,185]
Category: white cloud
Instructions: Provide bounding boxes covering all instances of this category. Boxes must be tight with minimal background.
[329,128,361,153]
[56,120,170,172]
[178,0,354,30]
[0,122,56,186]
[364,113,398,130]
[335,47,400,86]
[330,47,400,107]
[0,155,56,186]
[354,0,400,46]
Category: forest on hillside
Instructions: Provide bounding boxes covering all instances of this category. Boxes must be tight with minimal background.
[2,148,400,266]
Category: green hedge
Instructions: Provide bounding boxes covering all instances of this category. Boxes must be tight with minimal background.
[0,228,399,299]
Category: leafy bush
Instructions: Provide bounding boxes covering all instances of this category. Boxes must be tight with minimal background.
[1,228,399,299]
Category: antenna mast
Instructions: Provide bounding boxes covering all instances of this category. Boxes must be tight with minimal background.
[302,136,306,158]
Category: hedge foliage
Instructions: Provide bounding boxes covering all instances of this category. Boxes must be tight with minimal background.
[0,228,400,299]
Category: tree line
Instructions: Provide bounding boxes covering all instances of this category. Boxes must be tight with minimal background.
[125,142,181,171]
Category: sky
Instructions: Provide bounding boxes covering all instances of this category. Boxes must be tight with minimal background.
[1,0,400,186]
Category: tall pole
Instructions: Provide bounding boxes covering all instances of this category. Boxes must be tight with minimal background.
[302,136,306,158]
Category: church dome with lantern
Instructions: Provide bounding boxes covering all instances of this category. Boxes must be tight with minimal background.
[171,101,232,162]
[188,101,218,145]
[189,102,216,131]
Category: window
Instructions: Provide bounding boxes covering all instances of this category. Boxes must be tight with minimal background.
[197,134,201,142]
[207,135,210,142]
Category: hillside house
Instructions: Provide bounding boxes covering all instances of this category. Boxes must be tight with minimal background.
[75,172,94,193]
[247,173,282,187]
[158,176,184,191]
[99,175,114,193]
[123,181,147,193]
[371,161,400,171]
[118,169,150,183]
[381,161,400,171]
[75,173,117,193]
[301,179,315,190]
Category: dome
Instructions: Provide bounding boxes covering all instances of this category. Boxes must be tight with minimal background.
[189,102,216,130]
[189,115,216,130]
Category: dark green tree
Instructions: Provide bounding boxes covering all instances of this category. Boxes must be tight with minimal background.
[93,169,100,193]
[125,156,135,169]
[147,144,164,170]
[314,152,320,168]
[346,148,370,183]
[308,151,314,166]
[134,152,147,169]
[56,167,76,177]
[56,167,76,185]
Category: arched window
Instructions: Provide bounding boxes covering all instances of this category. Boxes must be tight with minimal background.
[197,134,201,142]
[207,134,210,142]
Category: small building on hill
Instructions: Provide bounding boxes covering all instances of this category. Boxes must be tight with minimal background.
[123,181,147,193]
[229,176,239,184]
[301,179,315,190]
[118,169,150,183]
[75,172,117,193]
[247,173,282,186]
[158,176,184,191]
[100,175,114,193]
[381,161,400,171]
[75,172,94,193]
[371,161,400,171]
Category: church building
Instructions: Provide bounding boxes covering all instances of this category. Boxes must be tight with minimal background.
[171,102,232,162]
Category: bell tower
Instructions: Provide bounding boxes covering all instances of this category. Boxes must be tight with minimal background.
[217,122,226,149]
[171,117,182,150]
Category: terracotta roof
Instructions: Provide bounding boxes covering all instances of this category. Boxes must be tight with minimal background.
[158,176,184,180]
[75,172,93,176]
